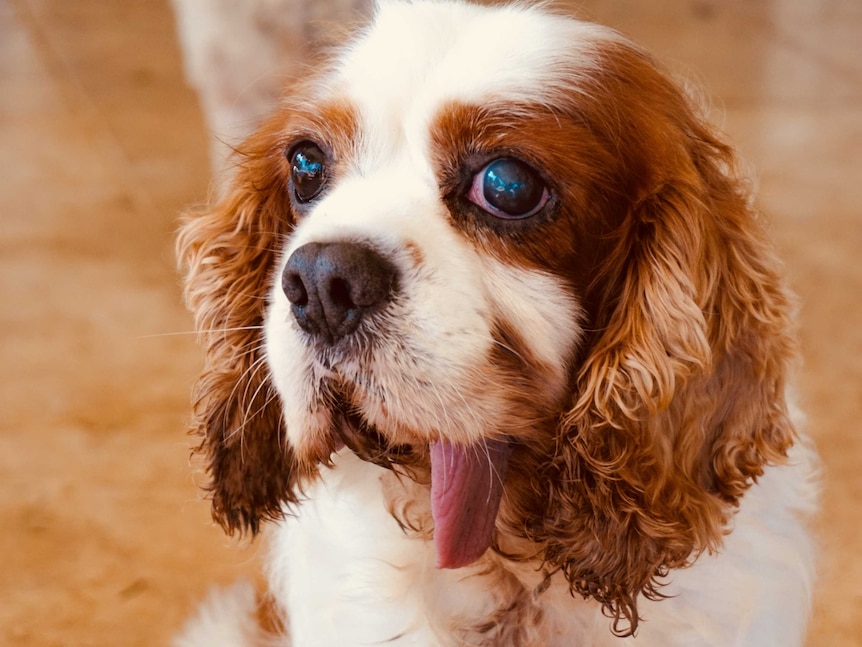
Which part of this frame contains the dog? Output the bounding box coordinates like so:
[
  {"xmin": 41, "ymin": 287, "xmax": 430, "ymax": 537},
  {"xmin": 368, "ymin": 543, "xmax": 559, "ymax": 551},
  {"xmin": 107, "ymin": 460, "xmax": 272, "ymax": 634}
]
[{"xmin": 175, "ymin": 1, "xmax": 818, "ymax": 644}]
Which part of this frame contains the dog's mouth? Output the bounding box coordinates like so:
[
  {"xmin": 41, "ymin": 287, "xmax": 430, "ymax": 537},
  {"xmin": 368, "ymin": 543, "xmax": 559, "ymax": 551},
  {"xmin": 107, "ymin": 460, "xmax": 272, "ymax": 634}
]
[
  {"xmin": 333, "ymin": 401, "xmax": 420, "ymax": 470},
  {"xmin": 331, "ymin": 392, "xmax": 512, "ymax": 569}
]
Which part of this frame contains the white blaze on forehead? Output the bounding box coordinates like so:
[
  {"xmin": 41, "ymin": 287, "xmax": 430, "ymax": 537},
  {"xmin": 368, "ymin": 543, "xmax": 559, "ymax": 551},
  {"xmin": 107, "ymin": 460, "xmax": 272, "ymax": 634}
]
[
  {"xmin": 284, "ymin": 157, "xmax": 441, "ymax": 253},
  {"xmin": 335, "ymin": 1, "xmax": 614, "ymax": 119}
]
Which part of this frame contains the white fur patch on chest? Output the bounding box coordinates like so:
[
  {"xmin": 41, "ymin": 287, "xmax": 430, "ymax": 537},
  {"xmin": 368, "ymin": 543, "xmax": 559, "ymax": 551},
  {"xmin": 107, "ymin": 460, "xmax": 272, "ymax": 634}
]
[{"xmin": 267, "ymin": 450, "xmax": 619, "ymax": 646}]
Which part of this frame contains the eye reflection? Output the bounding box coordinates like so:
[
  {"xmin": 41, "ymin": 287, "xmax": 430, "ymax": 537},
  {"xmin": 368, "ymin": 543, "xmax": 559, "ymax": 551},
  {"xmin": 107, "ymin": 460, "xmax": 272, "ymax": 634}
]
[
  {"xmin": 467, "ymin": 157, "xmax": 548, "ymax": 219},
  {"xmin": 288, "ymin": 142, "xmax": 328, "ymax": 203}
]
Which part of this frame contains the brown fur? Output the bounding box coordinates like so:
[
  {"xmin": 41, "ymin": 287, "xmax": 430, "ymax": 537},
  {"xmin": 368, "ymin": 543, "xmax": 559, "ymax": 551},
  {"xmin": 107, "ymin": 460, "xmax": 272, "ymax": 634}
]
[
  {"xmin": 534, "ymin": 43, "xmax": 795, "ymax": 634},
  {"xmin": 177, "ymin": 113, "xmax": 306, "ymax": 534},
  {"xmin": 178, "ymin": 27, "xmax": 796, "ymax": 638},
  {"xmin": 177, "ymin": 99, "xmax": 360, "ymax": 534}
]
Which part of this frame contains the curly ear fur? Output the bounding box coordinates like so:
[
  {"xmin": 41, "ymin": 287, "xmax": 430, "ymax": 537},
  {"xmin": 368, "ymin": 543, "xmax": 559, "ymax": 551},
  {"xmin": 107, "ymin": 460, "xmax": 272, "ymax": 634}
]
[
  {"xmin": 178, "ymin": 116, "xmax": 306, "ymax": 535},
  {"xmin": 542, "ymin": 47, "xmax": 797, "ymax": 635}
]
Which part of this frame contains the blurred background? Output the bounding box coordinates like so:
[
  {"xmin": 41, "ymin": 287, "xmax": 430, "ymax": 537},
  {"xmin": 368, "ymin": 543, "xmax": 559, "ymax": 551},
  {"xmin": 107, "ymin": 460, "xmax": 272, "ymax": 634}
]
[{"xmin": 1, "ymin": 0, "xmax": 859, "ymax": 645}]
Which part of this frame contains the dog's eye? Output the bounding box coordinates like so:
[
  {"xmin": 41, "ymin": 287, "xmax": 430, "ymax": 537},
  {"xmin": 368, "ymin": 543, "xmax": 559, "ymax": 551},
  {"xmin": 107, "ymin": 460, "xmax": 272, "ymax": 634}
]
[
  {"xmin": 467, "ymin": 158, "xmax": 548, "ymax": 220},
  {"xmin": 288, "ymin": 142, "xmax": 328, "ymax": 203}
]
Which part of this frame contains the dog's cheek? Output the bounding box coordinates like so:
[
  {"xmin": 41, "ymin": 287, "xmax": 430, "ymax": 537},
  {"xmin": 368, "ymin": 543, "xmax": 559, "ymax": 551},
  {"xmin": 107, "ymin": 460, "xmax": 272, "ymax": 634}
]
[
  {"xmin": 480, "ymin": 257, "xmax": 584, "ymax": 395},
  {"xmin": 263, "ymin": 282, "xmax": 332, "ymax": 455}
]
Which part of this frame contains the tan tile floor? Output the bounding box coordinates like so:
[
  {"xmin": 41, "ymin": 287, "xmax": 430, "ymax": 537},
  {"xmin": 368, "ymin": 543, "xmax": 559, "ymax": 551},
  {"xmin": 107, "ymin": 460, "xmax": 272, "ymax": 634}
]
[{"xmin": 1, "ymin": 0, "xmax": 860, "ymax": 644}]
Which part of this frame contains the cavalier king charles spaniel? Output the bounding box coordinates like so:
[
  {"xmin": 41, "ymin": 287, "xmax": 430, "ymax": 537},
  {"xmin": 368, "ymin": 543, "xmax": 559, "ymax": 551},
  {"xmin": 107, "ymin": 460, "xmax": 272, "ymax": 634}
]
[{"xmin": 176, "ymin": 1, "xmax": 818, "ymax": 645}]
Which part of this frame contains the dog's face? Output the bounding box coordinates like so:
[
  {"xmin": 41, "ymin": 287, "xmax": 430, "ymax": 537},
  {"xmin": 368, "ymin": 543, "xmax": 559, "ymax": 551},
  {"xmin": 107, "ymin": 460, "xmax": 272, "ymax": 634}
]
[
  {"xmin": 267, "ymin": 3, "xmax": 607, "ymax": 447},
  {"xmin": 265, "ymin": 4, "xmax": 599, "ymax": 568},
  {"xmin": 180, "ymin": 0, "xmax": 796, "ymax": 633}
]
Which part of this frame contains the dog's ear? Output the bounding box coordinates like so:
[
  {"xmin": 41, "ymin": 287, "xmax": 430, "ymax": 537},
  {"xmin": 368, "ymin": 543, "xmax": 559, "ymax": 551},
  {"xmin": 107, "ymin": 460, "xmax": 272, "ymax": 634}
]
[
  {"xmin": 543, "ymin": 49, "xmax": 797, "ymax": 635},
  {"xmin": 177, "ymin": 115, "xmax": 304, "ymax": 535}
]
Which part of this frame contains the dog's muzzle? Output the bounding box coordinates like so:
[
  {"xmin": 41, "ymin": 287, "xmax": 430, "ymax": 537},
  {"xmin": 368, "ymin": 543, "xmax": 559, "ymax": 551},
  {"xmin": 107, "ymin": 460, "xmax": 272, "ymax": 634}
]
[
  {"xmin": 282, "ymin": 241, "xmax": 397, "ymax": 343},
  {"xmin": 281, "ymin": 240, "xmax": 510, "ymax": 571}
]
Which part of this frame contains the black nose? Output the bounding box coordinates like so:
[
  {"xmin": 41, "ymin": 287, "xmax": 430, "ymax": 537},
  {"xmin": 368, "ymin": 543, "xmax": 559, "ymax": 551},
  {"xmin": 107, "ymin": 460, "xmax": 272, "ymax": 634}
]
[{"xmin": 282, "ymin": 242, "xmax": 397, "ymax": 342}]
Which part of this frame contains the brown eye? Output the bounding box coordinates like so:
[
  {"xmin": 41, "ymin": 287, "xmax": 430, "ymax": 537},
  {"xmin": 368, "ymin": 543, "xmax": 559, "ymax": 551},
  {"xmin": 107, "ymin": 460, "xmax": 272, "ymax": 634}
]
[
  {"xmin": 467, "ymin": 157, "xmax": 548, "ymax": 219},
  {"xmin": 288, "ymin": 142, "xmax": 328, "ymax": 203}
]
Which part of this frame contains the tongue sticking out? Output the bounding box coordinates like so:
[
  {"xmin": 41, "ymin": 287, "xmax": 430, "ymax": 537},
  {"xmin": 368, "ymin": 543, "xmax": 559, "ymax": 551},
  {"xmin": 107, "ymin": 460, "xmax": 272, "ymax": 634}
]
[{"xmin": 430, "ymin": 438, "xmax": 511, "ymax": 569}]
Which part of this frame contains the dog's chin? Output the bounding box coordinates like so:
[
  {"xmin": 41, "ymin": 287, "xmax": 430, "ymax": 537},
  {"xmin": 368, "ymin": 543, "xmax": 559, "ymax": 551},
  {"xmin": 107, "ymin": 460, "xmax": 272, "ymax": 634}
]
[{"xmin": 331, "ymin": 395, "xmax": 429, "ymax": 475}]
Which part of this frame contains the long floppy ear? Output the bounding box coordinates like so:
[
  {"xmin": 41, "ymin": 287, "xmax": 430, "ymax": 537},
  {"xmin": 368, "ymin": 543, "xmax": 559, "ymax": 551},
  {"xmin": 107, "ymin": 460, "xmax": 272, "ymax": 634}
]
[
  {"xmin": 545, "ymin": 92, "xmax": 797, "ymax": 634},
  {"xmin": 177, "ymin": 116, "xmax": 304, "ymax": 535}
]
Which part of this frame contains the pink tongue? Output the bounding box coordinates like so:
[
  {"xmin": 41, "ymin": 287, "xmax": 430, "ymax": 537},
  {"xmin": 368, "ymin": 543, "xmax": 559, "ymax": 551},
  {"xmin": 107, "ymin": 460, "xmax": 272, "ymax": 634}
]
[{"xmin": 430, "ymin": 438, "xmax": 511, "ymax": 569}]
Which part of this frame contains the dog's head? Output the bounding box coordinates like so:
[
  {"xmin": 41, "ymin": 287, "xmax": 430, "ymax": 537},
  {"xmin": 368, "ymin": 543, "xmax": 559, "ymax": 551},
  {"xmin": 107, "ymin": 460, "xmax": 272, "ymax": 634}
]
[{"xmin": 178, "ymin": 0, "xmax": 796, "ymax": 633}]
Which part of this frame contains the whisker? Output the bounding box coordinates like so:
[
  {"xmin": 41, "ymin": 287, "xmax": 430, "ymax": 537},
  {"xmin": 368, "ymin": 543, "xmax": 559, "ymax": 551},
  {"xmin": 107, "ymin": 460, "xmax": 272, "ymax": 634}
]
[
  {"xmin": 227, "ymin": 390, "xmax": 281, "ymax": 462},
  {"xmin": 227, "ymin": 374, "xmax": 275, "ymax": 445},
  {"xmin": 491, "ymin": 337, "xmax": 528, "ymax": 365},
  {"xmin": 238, "ymin": 353, "xmax": 273, "ymax": 419},
  {"xmin": 139, "ymin": 325, "xmax": 264, "ymax": 339},
  {"xmin": 221, "ymin": 341, "xmax": 269, "ymax": 437},
  {"xmin": 226, "ymin": 346, "xmax": 269, "ymax": 415}
]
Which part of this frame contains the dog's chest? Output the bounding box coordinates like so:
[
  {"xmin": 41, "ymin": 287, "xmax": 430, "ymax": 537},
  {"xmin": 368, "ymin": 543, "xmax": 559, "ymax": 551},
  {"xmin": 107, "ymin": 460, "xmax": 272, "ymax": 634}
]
[{"xmin": 266, "ymin": 451, "xmax": 593, "ymax": 646}]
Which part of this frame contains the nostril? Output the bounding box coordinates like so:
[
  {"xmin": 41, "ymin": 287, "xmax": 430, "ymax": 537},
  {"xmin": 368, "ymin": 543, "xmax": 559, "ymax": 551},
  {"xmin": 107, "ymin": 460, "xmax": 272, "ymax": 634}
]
[
  {"xmin": 327, "ymin": 277, "xmax": 355, "ymax": 310},
  {"xmin": 282, "ymin": 271, "xmax": 309, "ymax": 306}
]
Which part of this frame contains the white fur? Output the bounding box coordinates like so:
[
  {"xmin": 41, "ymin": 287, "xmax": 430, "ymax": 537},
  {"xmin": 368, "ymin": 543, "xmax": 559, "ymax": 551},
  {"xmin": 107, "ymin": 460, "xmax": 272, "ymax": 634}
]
[
  {"xmin": 173, "ymin": 580, "xmax": 264, "ymax": 647},
  {"xmin": 279, "ymin": 440, "xmax": 819, "ymax": 645},
  {"xmin": 182, "ymin": 440, "xmax": 817, "ymax": 647},
  {"xmin": 182, "ymin": 2, "xmax": 819, "ymax": 645}
]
